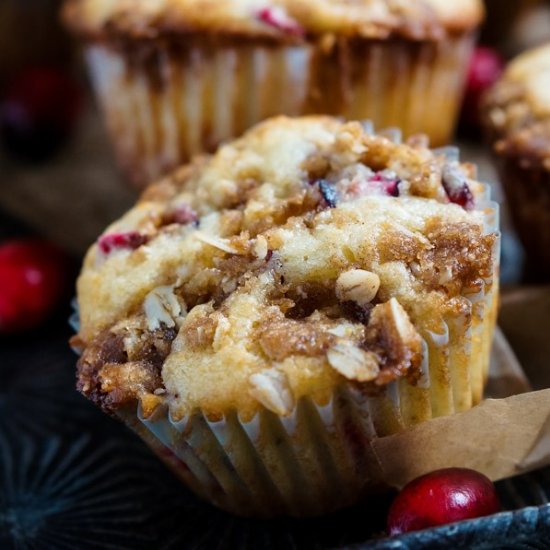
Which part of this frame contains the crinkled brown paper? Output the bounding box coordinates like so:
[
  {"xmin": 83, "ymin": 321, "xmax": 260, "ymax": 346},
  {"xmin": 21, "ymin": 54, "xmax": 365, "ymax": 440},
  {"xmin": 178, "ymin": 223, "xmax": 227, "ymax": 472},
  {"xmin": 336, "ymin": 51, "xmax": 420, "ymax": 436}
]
[{"xmin": 370, "ymin": 288, "xmax": 550, "ymax": 488}]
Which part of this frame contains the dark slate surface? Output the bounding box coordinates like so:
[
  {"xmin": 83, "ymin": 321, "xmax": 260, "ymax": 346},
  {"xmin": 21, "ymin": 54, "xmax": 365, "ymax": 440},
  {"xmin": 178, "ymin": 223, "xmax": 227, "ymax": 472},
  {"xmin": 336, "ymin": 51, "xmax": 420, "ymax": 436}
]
[{"xmin": 0, "ymin": 208, "xmax": 549, "ymax": 549}]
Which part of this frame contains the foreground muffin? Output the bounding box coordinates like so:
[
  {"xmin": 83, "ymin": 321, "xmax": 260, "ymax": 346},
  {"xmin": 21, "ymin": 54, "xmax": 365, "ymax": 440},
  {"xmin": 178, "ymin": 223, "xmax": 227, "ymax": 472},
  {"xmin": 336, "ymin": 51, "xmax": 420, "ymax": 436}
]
[
  {"xmin": 482, "ymin": 43, "xmax": 550, "ymax": 280},
  {"xmin": 64, "ymin": 0, "xmax": 484, "ymax": 187},
  {"xmin": 74, "ymin": 116, "xmax": 499, "ymax": 517}
]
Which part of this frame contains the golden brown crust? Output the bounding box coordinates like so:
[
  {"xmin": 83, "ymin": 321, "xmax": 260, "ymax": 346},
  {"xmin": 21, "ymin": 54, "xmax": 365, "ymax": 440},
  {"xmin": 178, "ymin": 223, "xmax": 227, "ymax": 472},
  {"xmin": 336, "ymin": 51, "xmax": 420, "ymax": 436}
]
[
  {"xmin": 63, "ymin": 0, "xmax": 484, "ymax": 42},
  {"xmin": 256, "ymin": 311, "xmax": 338, "ymax": 361},
  {"xmin": 77, "ymin": 319, "xmax": 176, "ymax": 412},
  {"xmin": 75, "ymin": 115, "xmax": 497, "ymax": 419},
  {"xmin": 483, "ymin": 44, "xmax": 550, "ymax": 171}
]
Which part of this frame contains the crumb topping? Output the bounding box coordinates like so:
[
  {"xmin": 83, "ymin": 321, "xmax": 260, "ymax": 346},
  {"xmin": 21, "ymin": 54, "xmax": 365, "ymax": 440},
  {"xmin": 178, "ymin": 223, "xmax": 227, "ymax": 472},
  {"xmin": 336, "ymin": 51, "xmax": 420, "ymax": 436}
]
[{"xmin": 76, "ymin": 116, "xmax": 497, "ymax": 419}]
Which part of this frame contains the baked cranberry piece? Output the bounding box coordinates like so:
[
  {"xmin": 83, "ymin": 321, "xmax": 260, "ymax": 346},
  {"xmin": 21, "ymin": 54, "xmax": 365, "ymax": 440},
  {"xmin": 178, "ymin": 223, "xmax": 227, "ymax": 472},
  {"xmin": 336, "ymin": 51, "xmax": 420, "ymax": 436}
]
[
  {"xmin": 97, "ymin": 232, "xmax": 148, "ymax": 254},
  {"xmin": 370, "ymin": 172, "xmax": 400, "ymax": 197},
  {"xmin": 442, "ymin": 164, "xmax": 475, "ymax": 210},
  {"xmin": 387, "ymin": 468, "xmax": 501, "ymax": 536},
  {"xmin": 0, "ymin": 239, "xmax": 69, "ymax": 333},
  {"xmin": 163, "ymin": 204, "xmax": 199, "ymax": 226},
  {"xmin": 339, "ymin": 170, "xmax": 401, "ymax": 200},
  {"xmin": 0, "ymin": 66, "xmax": 82, "ymax": 162},
  {"xmin": 461, "ymin": 47, "xmax": 504, "ymax": 128},
  {"xmin": 256, "ymin": 7, "xmax": 305, "ymax": 37}
]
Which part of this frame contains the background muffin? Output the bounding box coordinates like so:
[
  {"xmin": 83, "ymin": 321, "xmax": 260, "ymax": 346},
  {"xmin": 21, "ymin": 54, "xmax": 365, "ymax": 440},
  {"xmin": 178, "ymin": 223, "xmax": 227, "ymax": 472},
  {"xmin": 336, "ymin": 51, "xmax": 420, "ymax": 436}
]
[
  {"xmin": 481, "ymin": 0, "xmax": 537, "ymax": 48},
  {"xmin": 74, "ymin": 116, "xmax": 499, "ymax": 517},
  {"xmin": 482, "ymin": 43, "xmax": 550, "ymax": 281},
  {"xmin": 63, "ymin": 0, "xmax": 484, "ymax": 187}
]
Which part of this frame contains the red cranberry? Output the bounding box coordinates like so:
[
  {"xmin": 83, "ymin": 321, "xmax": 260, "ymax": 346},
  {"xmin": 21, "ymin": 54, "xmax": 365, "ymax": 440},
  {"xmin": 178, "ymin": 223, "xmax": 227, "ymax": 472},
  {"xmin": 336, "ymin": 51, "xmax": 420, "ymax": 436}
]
[
  {"xmin": 387, "ymin": 468, "xmax": 501, "ymax": 536},
  {"xmin": 445, "ymin": 183, "xmax": 474, "ymax": 209},
  {"xmin": 461, "ymin": 47, "xmax": 504, "ymax": 128},
  {"xmin": 442, "ymin": 164, "xmax": 475, "ymax": 210},
  {"xmin": 343, "ymin": 171, "xmax": 400, "ymax": 199},
  {"xmin": 0, "ymin": 66, "xmax": 82, "ymax": 162},
  {"xmin": 370, "ymin": 172, "xmax": 400, "ymax": 197},
  {"xmin": 0, "ymin": 239, "xmax": 69, "ymax": 333},
  {"xmin": 97, "ymin": 232, "xmax": 148, "ymax": 255},
  {"xmin": 256, "ymin": 7, "xmax": 305, "ymax": 37},
  {"xmin": 163, "ymin": 204, "xmax": 199, "ymax": 226}
]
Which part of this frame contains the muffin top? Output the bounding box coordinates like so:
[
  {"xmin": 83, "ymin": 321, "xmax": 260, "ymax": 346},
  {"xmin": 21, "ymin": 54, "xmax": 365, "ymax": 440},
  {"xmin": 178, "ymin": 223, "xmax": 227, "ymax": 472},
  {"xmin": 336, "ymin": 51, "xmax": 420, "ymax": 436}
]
[
  {"xmin": 483, "ymin": 43, "xmax": 550, "ymax": 170},
  {"xmin": 63, "ymin": 0, "xmax": 484, "ymax": 42},
  {"xmin": 75, "ymin": 116, "xmax": 497, "ymax": 422}
]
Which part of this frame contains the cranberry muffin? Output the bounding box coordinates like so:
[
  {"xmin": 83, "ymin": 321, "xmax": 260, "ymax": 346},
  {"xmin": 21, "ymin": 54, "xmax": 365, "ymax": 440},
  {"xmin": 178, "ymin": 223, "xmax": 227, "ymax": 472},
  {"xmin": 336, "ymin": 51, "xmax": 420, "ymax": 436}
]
[
  {"xmin": 64, "ymin": 0, "xmax": 484, "ymax": 187},
  {"xmin": 481, "ymin": 0, "xmax": 539, "ymax": 49},
  {"xmin": 482, "ymin": 43, "xmax": 550, "ymax": 280},
  {"xmin": 74, "ymin": 116, "xmax": 499, "ymax": 517}
]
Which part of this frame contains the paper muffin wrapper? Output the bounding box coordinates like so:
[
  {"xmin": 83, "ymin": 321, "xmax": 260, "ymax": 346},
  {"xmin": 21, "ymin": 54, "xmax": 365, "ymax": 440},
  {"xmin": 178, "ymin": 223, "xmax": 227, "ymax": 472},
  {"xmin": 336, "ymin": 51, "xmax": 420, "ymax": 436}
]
[
  {"xmin": 86, "ymin": 33, "xmax": 475, "ymax": 187},
  {"xmin": 113, "ymin": 145, "xmax": 500, "ymax": 517},
  {"xmin": 495, "ymin": 156, "xmax": 550, "ymax": 280}
]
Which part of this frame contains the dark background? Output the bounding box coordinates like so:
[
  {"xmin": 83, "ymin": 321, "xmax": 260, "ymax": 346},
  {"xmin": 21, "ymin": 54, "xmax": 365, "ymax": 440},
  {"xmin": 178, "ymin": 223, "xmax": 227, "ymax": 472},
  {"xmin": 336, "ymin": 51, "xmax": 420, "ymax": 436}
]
[{"xmin": 0, "ymin": 1, "xmax": 549, "ymax": 548}]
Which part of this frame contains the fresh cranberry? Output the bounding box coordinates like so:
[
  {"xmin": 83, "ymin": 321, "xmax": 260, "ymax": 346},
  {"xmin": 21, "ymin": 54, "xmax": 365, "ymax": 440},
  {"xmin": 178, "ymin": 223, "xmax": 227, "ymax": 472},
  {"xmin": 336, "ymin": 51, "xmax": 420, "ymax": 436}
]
[
  {"xmin": 387, "ymin": 468, "xmax": 501, "ymax": 536},
  {"xmin": 461, "ymin": 47, "xmax": 504, "ymax": 128},
  {"xmin": 0, "ymin": 239, "xmax": 70, "ymax": 333},
  {"xmin": 97, "ymin": 232, "xmax": 148, "ymax": 255},
  {"xmin": 256, "ymin": 7, "xmax": 305, "ymax": 37},
  {"xmin": 0, "ymin": 66, "xmax": 82, "ymax": 162}
]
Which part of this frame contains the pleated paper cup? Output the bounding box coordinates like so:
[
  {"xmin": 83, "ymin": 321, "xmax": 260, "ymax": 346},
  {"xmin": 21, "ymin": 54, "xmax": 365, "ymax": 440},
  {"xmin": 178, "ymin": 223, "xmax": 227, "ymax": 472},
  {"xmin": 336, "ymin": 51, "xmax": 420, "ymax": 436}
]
[
  {"xmin": 113, "ymin": 164, "xmax": 500, "ymax": 517},
  {"xmin": 86, "ymin": 33, "xmax": 475, "ymax": 188}
]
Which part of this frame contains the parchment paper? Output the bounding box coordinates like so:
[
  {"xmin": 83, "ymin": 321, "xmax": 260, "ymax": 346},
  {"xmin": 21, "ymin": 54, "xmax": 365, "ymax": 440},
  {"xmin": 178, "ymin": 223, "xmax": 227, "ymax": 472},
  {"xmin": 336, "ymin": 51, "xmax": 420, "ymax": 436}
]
[{"xmin": 370, "ymin": 325, "xmax": 550, "ymax": 489}]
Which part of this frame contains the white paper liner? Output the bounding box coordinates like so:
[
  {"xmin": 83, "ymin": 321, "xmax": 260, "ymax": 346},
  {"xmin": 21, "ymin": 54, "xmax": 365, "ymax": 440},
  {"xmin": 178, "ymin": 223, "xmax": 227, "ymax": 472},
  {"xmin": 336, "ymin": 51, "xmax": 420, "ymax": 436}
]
[{"xmin": 85, "ymin": 34, "xmax": 475, "ymax": 187}]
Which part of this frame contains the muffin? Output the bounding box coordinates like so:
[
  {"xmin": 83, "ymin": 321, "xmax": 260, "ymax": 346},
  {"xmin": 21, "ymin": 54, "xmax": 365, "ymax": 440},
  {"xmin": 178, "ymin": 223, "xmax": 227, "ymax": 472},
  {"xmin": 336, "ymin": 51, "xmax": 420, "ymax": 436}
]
[
  {"xmin": 73, "ymin": 116, "xmax": 499, "ymax": 517},
  {"xmin": 481, "ymin": 0, "xmax": 539, "ymax": 50},
  {"xmin": 482, "ymin": 43, "xmax": 550, "ymax": 280},
  {"xmin": 63, "ymin": 0, "xmax": 484, "ymax": 187}
]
